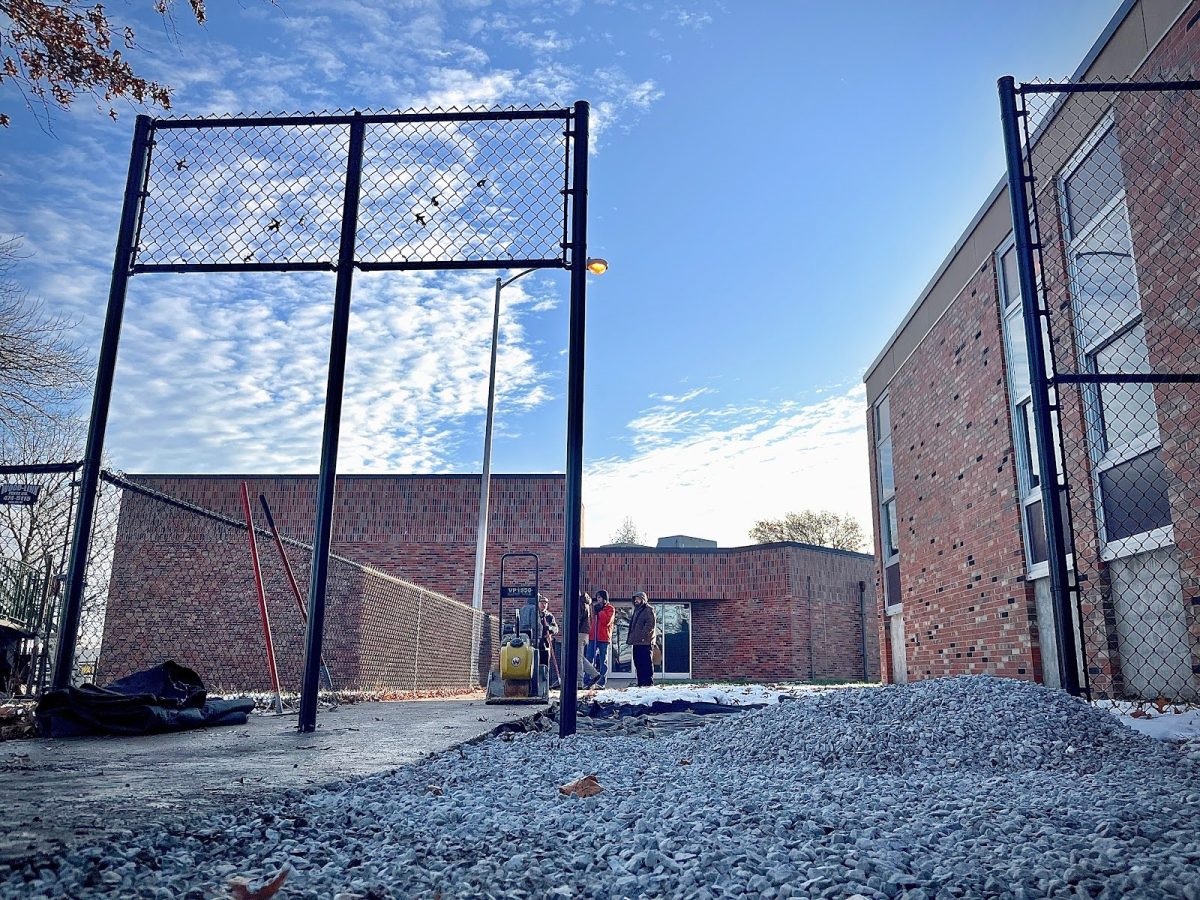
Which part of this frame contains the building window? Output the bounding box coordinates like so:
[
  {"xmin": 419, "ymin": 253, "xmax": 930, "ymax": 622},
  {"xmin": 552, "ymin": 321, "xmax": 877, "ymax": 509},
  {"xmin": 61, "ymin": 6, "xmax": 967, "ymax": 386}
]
[
  {"xmin": 1059, "ymin": 116, "xmax": 1170, "ymax": 558},
  {"xmin": 997, "ymin": 241, "xmax": 1057, "ymax": 573},
  {"xmin": 875, "ymin": 393, "xmax": 901, "ymax": 605}
]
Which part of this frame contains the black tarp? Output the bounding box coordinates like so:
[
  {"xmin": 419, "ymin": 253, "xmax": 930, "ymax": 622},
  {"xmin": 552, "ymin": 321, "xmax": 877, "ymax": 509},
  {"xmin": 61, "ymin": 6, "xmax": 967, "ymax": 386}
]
[
  {"xmin": 484, "ymin": 696, "xmax": 767, "ymax": 739},
  {"xmin": 35, "ymin": 661, "xmax": 257, "ymax": 738}
]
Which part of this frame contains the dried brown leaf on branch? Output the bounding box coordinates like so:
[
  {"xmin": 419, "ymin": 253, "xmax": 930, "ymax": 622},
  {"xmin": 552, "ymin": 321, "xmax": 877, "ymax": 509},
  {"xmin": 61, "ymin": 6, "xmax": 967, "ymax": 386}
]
[
  {"xmin": 0, "ymin": 0, "xmax": 209, "ymax": 129},
  {"xmin": 559, "ymin": 773, "xmax": 603, "ymax": 798},
  {"xmin": 227, "ymin": 863, "xmax": 290, "ymax": 900}
]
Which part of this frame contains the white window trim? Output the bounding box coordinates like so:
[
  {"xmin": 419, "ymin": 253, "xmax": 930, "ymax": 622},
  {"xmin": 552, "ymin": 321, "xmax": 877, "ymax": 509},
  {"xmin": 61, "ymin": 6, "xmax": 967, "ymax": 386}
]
[
  {"xmin": 997, "ymin": 238, "xmax": 1053, "ymax": 575},
  {"xmin": 875, "ymin": 392, "xmax": 899, "ymax": 566},
  {"xmin": 1100, "ymin": 524, "xmax": 1175, "ymax": 563}
]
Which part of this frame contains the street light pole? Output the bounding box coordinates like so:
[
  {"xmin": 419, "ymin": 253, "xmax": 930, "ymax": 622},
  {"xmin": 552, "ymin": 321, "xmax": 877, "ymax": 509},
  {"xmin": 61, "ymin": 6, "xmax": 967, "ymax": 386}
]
[
  {"xmin": 469, "ymin": 258, "xmax": 607, "ymax": 685},
  {"xmin": 469, "ymin": 268, "xmax": 538, "ymax": 686}
]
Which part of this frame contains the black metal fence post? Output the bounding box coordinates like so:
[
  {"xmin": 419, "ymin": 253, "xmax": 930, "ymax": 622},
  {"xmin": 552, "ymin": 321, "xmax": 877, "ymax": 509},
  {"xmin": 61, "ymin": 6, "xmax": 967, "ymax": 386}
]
[
  {"xmin": 559, "ymin": 100, "xmax": 589, "ymax": 739},
  {"xmin": 299, "ymin": 115, "xmax": 366, "ymax": 733},
  {"xmin": 53, "ymin": 115, "xmax": 153, "ymax": 690},
  {"xmin": 998, "ymin": 76, "xmax": 1081, "ymax": 696}
]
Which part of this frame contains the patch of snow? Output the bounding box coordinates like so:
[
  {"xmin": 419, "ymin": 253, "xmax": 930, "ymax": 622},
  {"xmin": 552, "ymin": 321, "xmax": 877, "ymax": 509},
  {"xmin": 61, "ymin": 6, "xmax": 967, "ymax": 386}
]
[{"xmin": 1093, "ymin": 698, "xmax": 1200, "ymax": 742}]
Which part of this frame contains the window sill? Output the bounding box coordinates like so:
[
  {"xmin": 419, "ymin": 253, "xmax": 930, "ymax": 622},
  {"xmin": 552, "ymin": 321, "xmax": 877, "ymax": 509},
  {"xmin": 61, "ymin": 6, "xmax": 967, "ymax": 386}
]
[
  {"xmin": 885, "ymin": 603, "xmax": 903, "ymax": 617},
  {"xmin": 1100, "ymin": 525, "xmax": 1175, "ymax": 563}
]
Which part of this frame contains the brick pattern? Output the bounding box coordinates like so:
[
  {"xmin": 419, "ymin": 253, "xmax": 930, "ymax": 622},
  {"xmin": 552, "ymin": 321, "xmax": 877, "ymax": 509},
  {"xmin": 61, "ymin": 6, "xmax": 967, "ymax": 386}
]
[
  {"xmin": 97, "ymin": 476, "xmax": 878, "ymax": 689},
  {"xmin": 582, "ymin": 545, "xmax": 879, "ymax": 682},
  {"xmin": 873, "ymin": 262, "xmax": 1043, "ymax": 684},
  {"xmin": 97, "ymin": 480, "xmax": 498, "ymax": 693}
]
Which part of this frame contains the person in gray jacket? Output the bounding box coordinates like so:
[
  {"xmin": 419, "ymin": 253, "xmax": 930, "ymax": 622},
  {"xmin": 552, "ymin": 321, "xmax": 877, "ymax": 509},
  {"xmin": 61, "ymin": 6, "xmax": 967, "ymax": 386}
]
[{"xmin": 627, "ymin": 591, "xmax": 657, "ymax": 688}]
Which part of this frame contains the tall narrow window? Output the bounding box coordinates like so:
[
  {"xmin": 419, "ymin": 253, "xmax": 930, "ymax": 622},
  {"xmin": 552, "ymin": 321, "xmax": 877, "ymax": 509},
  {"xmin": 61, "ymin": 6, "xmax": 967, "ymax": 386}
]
[
  {"xmin": 997, "ymin": 241, "xmax": 1056, "ymax": 573},
  {"xmin": 875, "ymin": 393, "xmax": 900, "ymax": 605}
]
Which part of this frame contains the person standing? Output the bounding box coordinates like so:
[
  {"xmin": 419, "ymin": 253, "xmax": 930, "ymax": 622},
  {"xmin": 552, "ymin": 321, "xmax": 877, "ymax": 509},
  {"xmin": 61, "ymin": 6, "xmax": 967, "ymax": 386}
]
[
  {"xmin": 628, "ymin": 591, "xmax": 657, "ymax": 688},
  {"xmin": 537, "ymin": 595, "xmax": 560, "ymax": 688},
  {"xmin": 576, "ymin": 591, "xmax": 601, "ymax": 689},
  {"xmin": 585, "ymin": 590, "xmax": 615, "ymax": 689}
]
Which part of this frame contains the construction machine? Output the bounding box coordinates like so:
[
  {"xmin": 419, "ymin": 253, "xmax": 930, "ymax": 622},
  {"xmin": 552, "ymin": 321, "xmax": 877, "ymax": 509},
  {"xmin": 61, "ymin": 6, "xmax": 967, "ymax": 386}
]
[{"xmin": 485, "ymin": 552, "xmax": 550, "ymax": 705}]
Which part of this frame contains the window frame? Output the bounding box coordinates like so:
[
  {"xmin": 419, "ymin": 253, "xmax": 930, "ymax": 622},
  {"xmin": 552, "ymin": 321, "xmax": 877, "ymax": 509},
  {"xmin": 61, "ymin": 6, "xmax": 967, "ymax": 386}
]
[
  {"xmin": 996, "ymin": 237, "xmax": 1052, "ymax": 578},
  {"xmin": 1056, "ymin": 113, "xmax": 1172, "ymax": 561},
  {"xmin": 874, "ymin": 391, "xmax": 902, "ymax": 613}
]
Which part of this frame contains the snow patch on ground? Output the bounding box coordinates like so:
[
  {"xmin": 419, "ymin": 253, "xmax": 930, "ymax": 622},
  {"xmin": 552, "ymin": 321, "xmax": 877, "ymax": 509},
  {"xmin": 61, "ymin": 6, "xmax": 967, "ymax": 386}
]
[{"xmin": 1096, "ymin": 698, "xmax": 1200, "ymax": 742}]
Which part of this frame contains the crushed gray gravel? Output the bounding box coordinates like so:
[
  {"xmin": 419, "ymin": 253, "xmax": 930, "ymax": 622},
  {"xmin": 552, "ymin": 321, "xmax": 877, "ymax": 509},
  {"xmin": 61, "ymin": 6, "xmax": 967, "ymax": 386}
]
[{"xmin": 3, "ymin": 675, "xmax": 1199, "ymax": 899}]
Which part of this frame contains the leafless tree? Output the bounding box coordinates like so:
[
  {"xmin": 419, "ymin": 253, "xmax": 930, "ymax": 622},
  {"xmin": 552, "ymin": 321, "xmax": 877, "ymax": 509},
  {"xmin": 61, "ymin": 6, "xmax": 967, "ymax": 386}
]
[
  {"xmin": 0, "ymin": 236, "xmax": 89, "ymax": 434},
  {"xmin": 749, "ymin": 510, "xmax": 866, "ymax": 552},
  {"xmin": 0, "ymin": 418, "xmax": 81, "ymax": 568},
  {"xmin": 609, "ymin": 516, "xmax": 645, "ymax": 546}
]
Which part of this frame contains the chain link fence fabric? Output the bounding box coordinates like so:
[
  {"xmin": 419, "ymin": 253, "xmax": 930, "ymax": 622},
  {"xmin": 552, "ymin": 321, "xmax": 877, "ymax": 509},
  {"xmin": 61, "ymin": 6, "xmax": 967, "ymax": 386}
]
[{"xmin": 1014, "ymin": 81, "xmax": 1200, "ymax": 702}]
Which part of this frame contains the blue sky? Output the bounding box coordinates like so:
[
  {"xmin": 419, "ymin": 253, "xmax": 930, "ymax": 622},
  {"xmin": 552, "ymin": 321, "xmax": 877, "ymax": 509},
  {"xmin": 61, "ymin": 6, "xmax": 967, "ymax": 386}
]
[{"xmin": 1, "ymin": 0, "xmax": 1121, "ymax": 547}]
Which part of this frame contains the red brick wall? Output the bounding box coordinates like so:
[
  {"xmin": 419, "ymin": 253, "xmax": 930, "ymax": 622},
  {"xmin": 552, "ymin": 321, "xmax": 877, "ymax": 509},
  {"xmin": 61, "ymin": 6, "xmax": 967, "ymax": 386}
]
[
  {"xmin": 872, "ymin": 262, "xmax": 1044, "ymax": 684},
  {"xmin": 96, "ymin": 476, "xmax": 510, "ymax": 693},
  {"xmin": 582, "ymin": 544, "xmax": 879, "ymax": 682},
  {"xmin": 97, "ymin": 475, "xmax": 878, "ymax": 689}
]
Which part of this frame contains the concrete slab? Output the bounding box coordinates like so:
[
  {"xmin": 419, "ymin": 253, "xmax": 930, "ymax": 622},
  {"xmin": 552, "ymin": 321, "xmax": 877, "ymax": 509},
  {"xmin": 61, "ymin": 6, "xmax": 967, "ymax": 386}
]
[{"xmin": 0, "ymin": 696, "xmax": 542, "ymax": 864}]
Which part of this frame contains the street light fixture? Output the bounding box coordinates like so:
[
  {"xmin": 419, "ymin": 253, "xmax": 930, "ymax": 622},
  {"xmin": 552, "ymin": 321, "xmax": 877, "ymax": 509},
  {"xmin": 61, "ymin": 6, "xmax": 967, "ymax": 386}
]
[{"xmin": 470, "ymin": 259, "xmax": 609, "ymax": 628}]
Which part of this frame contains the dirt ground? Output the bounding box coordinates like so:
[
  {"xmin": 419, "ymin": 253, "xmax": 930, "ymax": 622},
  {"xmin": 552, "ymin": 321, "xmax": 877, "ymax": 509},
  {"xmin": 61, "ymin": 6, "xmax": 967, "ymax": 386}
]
[{"xmin": 0, "ymin": 696, "xmax": 541, "ymax": 864}]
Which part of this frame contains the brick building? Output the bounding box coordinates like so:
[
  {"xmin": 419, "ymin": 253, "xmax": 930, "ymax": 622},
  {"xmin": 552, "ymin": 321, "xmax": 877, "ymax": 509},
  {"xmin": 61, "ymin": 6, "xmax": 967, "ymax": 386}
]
[
  {"xmin": 97, "ymin": 474, "xmax": 878, "ymax": 690},
  {"xmin": 864, "ymin": 0, "xmax": 1200, "ymax": 699}
]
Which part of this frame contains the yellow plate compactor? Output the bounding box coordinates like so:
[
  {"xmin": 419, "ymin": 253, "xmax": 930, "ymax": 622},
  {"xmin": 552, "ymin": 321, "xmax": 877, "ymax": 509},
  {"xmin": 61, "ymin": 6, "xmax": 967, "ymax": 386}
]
[{"xmin": 486, "ymin": 552, "xmax": 550, "ymax": 705}]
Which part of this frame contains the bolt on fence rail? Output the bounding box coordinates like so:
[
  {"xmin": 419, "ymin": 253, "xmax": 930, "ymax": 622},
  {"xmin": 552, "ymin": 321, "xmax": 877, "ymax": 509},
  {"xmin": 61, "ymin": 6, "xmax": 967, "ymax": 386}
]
[
  {"xmin": 57, "ymin": 104, "xmax": 592, "ymax": 733},
  {"xmin": 1001, "ymin": 78, "xmax": 1200, "ymax": 702}
]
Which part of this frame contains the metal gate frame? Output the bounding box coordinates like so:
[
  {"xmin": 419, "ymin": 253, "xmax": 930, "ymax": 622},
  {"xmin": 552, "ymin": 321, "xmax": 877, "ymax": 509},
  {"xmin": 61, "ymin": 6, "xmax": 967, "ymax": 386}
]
[
  {"xmin": 55, "ymin": 105, "xmax": 594, "ymax": 735},
  {"xmin": 1000, "ymin": 76, "xmax": 1200, "ymax": 700}
]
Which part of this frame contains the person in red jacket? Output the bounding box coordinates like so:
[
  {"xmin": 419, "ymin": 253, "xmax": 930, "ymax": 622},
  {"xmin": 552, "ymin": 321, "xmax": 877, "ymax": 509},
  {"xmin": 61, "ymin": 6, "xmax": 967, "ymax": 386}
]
[{"xmin": 584, "ymin": 590, "xmax": 615, "ymax": 689}]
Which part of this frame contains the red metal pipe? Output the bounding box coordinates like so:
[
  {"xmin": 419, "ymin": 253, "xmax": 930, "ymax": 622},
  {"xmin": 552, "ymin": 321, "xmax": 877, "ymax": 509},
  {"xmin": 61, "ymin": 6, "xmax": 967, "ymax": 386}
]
[{"xmin": 240, "ymin": 481, "xmax": 283, "ymax": 712}]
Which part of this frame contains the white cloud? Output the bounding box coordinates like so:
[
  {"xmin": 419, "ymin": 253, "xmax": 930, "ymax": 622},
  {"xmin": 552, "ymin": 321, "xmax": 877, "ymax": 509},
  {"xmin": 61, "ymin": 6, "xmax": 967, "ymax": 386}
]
[
  {"xmin": 102, "ymin": 268, "xmax": 555, "ymax": 474},
  {"xmin": 583, "ymin": 385, "xmax": 872, "ymax": 549}
]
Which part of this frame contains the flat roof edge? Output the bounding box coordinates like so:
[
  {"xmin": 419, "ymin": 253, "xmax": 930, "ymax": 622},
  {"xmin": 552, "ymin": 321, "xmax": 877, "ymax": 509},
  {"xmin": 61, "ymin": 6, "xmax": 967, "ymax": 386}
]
[{"xmin": 584, "ymin": 540, "xmax": 874, "ymax": 561}]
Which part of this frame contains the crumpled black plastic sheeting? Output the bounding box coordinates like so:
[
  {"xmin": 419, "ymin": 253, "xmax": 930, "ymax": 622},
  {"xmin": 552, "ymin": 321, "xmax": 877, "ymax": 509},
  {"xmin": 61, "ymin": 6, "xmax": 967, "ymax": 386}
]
[
  {"xmin": 35, "ymin": 660, "xmax": 256, "ymax": 738},
  {"xmin": 485, "ymin": 697, "xmax": 767, "ymax": 739}
]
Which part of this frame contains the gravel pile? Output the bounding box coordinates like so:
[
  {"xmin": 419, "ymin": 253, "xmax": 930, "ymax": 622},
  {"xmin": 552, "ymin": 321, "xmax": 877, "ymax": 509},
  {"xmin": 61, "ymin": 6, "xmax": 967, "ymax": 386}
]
[{"xmin": 4, "ymin": 676, "xmax": 1199, "ymax": 899}]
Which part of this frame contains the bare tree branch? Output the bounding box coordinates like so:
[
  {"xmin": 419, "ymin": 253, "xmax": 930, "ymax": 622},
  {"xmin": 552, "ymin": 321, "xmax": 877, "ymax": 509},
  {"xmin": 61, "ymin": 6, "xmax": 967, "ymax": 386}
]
[
  {"xmin": 0, "ymin": 235, "xmax": 89, "ymax": 432},
  {"xmin": 0, "ymin": 0, "xmax": 208, "ymax": 129}
]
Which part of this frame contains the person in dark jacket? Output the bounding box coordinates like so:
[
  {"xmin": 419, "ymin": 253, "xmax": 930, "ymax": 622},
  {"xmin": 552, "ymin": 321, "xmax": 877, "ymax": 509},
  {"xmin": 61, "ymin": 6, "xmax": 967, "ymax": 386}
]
[
  {"xmin": 627, "ymin": 591, "xmax": 657, "ymax": 687},
  {"xmin": 576, "ymin": 591, "xmax": 601, "ymax": 689}
]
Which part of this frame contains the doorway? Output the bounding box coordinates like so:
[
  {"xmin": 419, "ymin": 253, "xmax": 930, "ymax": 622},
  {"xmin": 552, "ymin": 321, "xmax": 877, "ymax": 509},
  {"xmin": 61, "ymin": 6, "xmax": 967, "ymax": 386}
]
[{"xmin": 609, "ymin": 601, "xmax": 692, "ymax": 680}]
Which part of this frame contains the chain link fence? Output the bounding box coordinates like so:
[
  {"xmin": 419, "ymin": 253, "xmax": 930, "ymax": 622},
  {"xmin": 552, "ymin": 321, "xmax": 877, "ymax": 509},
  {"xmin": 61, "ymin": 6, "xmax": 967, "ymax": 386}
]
[
  {"xmin": 135, "ymin": 109, "xmax": 571, "ymax": 271},
  {"xmin": 1012, "ymin": 81, "xmax": 1200, "ymax": 702},
  {"xmin": 49, "ymin": 104, "xmax": 584, "ymax": 732},
  {"xmin": 0, "ymin": 462, "xmax": 118, "ymax": 694},
  {"xmin": 0, "ymin": 465, "xmax": 496, "ymax": 697}
]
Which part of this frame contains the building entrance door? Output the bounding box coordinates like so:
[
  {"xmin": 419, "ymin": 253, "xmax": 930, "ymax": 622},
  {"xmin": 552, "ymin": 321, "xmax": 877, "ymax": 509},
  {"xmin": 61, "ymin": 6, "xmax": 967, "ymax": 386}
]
[{"xmin": 609, "ymin": 601, "xmax": 692, "ymax": 681}]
